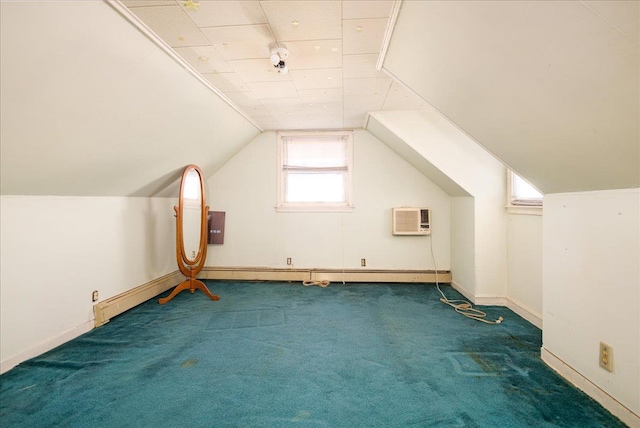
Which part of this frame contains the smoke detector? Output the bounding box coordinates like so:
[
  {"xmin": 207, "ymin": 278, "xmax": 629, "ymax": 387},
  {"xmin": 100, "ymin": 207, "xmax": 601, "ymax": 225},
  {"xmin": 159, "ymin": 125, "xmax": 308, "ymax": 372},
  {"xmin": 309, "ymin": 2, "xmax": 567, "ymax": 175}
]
[{"xmin": 270, "ymin": 47, "xmax": 289, "ymax": 75}]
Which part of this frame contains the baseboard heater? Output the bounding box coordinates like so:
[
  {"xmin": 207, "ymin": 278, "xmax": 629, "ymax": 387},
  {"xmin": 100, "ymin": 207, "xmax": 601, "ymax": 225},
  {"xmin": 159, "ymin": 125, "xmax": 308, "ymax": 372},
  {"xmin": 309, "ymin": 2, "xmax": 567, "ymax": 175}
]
[
  {"xmin": 93, "ymin": 268, "xmax": 452, "ymax": 328},
  {"xmin": 200, "ymin": 267, "xmax": 451, "ymax": 284},
  {"xmin": 93, "ymin": 270, "xmax": 183, "ymax": 327}
]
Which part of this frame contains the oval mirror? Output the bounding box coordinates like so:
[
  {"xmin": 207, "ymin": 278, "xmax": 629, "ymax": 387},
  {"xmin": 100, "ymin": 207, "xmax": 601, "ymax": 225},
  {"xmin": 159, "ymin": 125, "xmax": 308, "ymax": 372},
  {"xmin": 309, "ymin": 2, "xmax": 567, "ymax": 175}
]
[
  {"xmin": 158, "ymin": 165, "xmax": 220, "ymax": 304},
  {"xmin": 181, "ymin": 167, "xmax": 203, "ymax": 264}
]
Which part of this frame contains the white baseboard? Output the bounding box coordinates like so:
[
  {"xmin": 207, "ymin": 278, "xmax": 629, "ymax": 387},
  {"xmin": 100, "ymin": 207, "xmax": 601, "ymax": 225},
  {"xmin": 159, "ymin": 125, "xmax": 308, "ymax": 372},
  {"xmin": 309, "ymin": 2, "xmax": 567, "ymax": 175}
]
[
  {"xmin": 505, "ymin": 298, "xmax": 542, "ymax": 329},
  {"xmin": 94, "ymin": 270, "xmax": 183, "ymax": 327},
  {"xmin": 1, "ymin": 271, "xmax": 184, "ymax": 374},
  {"xmin": 450, "ymin": 280, "xmax": 475, "ymax": 302},
  {"xmin": 449, "ymin": 281, "xmax": 543, "ymax": 329},
  {"xmin": 0, "ymin": 320, "xmax": 93, "ymax": 375},
  {"xmin": 201, "ymin": 266, "xmax": 452, "ymax": 284},
  {"xmin": 541, "ymin": 347, "xmax": 640, "ymax": 428}
]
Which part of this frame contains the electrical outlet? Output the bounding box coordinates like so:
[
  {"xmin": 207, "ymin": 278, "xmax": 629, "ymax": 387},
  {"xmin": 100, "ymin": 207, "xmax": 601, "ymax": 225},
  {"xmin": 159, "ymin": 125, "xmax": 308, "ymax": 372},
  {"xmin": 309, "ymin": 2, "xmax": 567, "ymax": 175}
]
[
  {"xmin": 191, "ymin": 250, "xmax": 196, "ymax": 258},
  {"xmin": 286, "ymin": 257, "xmax": 292, "ymax": 265},
  {"xmin": 92, "ymin": 290, "xmax": 99, "ymax": 302},
  {"xmin": 599, "ymin": 342, "xmax": 613, "ymax": 372},
  {"xmin": 361, "ymin": 258, "xmax": 366, "ymax": 267}
]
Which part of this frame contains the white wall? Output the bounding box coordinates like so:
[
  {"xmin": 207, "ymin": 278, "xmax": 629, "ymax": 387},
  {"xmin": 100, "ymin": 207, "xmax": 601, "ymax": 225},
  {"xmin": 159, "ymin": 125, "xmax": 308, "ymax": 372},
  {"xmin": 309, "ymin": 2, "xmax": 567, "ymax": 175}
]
[
  {"xmin": 450, "ymin": 197, "xmax": 475, "ymax": 294},
  {"xmin": 543, "ymin": 189, "xmax": 640, "ymax": 415},
  {"xmin": 206, "ymin": 130, "xmax": 451, "ymax": 270},
  {"xmin": 0, "ymin": 196, "xmax": 176, "ymax": 372},
  {"xmin": 369, "ymin": 111, "xmax": 507, "ymax": 299},
  {"xmin": 507, "ymin": 213, "xmax": 543, "ymax": 319}
]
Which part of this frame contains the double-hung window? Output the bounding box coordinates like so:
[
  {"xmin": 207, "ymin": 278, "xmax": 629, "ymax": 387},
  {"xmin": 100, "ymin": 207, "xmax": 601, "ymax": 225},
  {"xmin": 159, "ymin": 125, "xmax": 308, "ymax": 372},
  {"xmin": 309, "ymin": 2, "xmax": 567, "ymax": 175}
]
[{"xmin": 277, "ymin": 131, "xmax": 353, "ymax": 212}]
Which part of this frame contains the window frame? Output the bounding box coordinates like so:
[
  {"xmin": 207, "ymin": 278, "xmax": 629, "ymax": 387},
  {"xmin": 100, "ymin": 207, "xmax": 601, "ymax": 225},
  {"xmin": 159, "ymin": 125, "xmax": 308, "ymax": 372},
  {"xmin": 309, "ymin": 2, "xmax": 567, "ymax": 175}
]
[
  {"xmin": 507, "ymin": 170, "xmax": 543, "ymax": 215},
  {"xmin": 276, "ymin": 131, "xmax": 354, "ymax": 213}
]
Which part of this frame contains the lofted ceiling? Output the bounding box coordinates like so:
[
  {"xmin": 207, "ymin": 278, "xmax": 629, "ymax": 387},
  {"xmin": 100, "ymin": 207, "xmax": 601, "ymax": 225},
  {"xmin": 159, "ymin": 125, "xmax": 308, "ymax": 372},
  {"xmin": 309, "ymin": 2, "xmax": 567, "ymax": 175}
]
[
  {"xmin": 120, "ymin": 0, "xmax": 429, "ymax": 131},
  {"xmin": 381, "ymin": 0, "xmax": 640, "ymax": 193}
]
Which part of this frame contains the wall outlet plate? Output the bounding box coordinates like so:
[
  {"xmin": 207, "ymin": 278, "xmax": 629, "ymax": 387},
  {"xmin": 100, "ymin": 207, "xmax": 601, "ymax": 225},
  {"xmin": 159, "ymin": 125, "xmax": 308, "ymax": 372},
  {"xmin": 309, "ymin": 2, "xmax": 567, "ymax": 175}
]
[
  {"xmin": 599, "ymin": 342, "xmax": 613, "ymax": 372},
  {"xmin": 92, "ymin": 290, "xmax": 99, "ymax": 302}
]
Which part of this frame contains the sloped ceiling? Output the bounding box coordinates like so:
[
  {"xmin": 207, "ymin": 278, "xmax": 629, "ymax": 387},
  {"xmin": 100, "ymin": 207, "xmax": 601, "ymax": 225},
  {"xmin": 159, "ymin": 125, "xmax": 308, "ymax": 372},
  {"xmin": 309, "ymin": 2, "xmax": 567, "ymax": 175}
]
[
  {"xmin": 366, "ymin": 113, "xmax": 469, "ymax": 197},
  {"xmin": 0, "ymin": 1, "xmax": 260, "ymax": 197},
  {"xmin": 382, "ymin": 1, "xmax": 639, "ymax": 194}
]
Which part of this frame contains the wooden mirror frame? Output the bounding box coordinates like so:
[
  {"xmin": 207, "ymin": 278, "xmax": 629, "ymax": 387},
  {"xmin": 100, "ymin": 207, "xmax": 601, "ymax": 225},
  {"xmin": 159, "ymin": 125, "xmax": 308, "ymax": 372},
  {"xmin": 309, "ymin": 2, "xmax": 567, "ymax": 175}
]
[{"xmin": 159, "ymin": 165, "xmax": 219, "ymax": 304}]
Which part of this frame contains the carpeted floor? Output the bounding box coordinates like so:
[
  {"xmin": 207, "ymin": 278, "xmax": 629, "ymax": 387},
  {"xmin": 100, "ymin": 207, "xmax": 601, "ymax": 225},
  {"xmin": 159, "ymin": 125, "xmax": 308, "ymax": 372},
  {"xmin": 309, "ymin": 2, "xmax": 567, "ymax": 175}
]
[{"xmin": 0, "ymin": 281, "xmax": 625, "ymax": 427}]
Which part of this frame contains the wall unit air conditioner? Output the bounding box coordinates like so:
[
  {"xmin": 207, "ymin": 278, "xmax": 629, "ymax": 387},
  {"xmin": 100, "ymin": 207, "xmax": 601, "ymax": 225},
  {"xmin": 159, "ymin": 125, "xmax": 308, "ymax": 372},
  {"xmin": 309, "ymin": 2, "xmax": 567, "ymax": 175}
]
[{"xmin": 392, "ymin": 207, "xmax": 430, "ymax": 235}]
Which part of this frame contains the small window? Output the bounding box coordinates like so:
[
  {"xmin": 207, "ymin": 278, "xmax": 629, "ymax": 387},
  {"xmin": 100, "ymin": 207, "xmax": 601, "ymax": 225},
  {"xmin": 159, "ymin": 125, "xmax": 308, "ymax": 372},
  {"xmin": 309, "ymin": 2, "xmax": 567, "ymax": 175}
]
[
  {"xmin": 277, "ymin": 131, "xmax": 353, "ymax": 212},
  {"xmin": 508, "ymin": 170, "xmax": 543, "ymax": 212}
]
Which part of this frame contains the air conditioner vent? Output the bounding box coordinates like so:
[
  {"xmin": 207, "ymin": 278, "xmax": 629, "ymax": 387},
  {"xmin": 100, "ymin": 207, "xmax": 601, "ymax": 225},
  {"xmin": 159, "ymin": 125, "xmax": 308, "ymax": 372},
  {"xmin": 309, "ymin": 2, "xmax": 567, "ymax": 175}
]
[{"xmin": 392, "ymin": 207, "xmax": 430, "ymax": 235}]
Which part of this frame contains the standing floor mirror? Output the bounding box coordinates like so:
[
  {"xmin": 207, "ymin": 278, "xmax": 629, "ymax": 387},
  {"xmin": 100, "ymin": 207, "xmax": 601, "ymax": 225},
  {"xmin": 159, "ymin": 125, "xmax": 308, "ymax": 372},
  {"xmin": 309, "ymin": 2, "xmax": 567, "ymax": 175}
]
[{"xmin": 159, "ymin": 165, "xmax": 220, "ymax": 304}]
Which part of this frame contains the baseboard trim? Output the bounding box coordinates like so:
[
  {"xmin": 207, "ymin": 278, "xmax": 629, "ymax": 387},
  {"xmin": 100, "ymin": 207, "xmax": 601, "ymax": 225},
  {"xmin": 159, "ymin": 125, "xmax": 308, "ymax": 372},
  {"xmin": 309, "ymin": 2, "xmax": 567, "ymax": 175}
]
[
  {"xmin": 94, "ymin": 270, "xmax": 183, "ymax": 327},
  {"xmin": 1, "ymin": 320, "xmax": 93, "ymax": 375},
  {"xmin": 449, "ymin": 281, "xmax": 542, "ymax": 329},
  {"xmin": 541, "ymin": 347, "xmax": 640, "ymax": 428},
  {"xmin": 200, "ymin": 266, "xmax": 452, "ymax": 284},
  {"xmin": 505, "ymin": 298, "xmax": 542, "ymax": 329}
]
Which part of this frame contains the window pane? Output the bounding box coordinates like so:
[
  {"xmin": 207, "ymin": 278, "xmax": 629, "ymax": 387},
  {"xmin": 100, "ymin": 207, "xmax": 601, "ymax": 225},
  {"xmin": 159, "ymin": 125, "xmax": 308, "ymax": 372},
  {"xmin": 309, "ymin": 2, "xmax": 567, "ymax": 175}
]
[
  {"xmin": 286, "ymin": 173, "xmax": 344, "ymax": 203},
  {"xmin": 285, "ymin": 139, "xmax": 347, "ymax": 168},
  {"xmin": 513, "ymin": 174, "xmax": 543, "ymax": 200}
]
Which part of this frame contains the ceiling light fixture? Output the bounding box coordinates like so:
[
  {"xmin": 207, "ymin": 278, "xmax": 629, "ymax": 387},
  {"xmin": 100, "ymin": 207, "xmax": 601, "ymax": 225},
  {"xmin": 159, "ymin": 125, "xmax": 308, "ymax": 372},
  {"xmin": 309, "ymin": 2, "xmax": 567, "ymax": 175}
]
[{"xmin": 270, "ymin": 47, "xmax": 289, "ymax": 75}]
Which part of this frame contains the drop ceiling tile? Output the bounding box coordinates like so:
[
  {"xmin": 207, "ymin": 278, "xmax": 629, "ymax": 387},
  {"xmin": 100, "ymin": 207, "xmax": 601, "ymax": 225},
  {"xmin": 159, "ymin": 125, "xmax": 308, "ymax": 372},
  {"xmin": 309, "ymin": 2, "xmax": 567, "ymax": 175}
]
[
  {"xmin": 241, "ymin": 104, "xmax": 271, "ymax": 116},
  {"xmin": 252, "ymin": 115, "xmax": 282, "ymax": 130},
  {"xmin": 229, "ymin": 58, "xmax": 292, "ymax": 82},
  {"xmin": 344, "ymin": 93, "xmax": 386, "ymax": 115},
  {"xmin": 179, "ymin": 1, "xmax": 267, "ymax": 28},
  {"xmin": 270, "ymin": 111, "xmax": 309, "ymax": 126},
  {"xmin": 304, "ymin": 115, "xmax": 344, "ymax": 129},
  {"xmin": 344, "ymin": 77, "xmax": 392, "ymax": 96},
  {"xmin": 202, "ymin": 72, "xmax": 249, "ymax": 92},
  {"xmin": 247, "ymin": 81, "xmax": 299, "ymax": 98},
  {"xmin": 343, "ymin": 1, "xmax": 393, "ymax": 19},
  {"xmin": 298, "ymin": 88, "xmax": 343, "ymax": 103},
  {"xmin": 343, "ymin": 114, "xmax": 367, "ymax": 128},
  {"xmin": 343, "ymin": 18, "xmax": 387, "ymax": 54},
  {"xmin": 284, "ymin": 40, "xmax": 342, "ymax": 70},
  {"xmin": 304, "ymin": 102, "xmax": 343, "ymax": 115},
  {"xmin": 174, "ymin": 46, "xmax": 233, "ymax": 73},
  {"xmin": 343, "ymin": 54, "xmax": 386, "ymax": 78},
  {"xmin": 201, "ymin": 25, "xmax": 274, "ymax": 60},
  {"xmin": 129, "ymin": 5, "xmax": 210, "ymax": 47},
  {"xmin": 261, "ymin": 1, "xmax": 342, "ymax": 41},
  {"xmin": 289, "ymin": 68, "xmax": 342, "ymax": 90},
  {"xmin": 261, "ymin": 97, "xmax": 306, "ymax": 113},
  {"xmin": 222, "ymin": 91, "xmax": 263, "ymax": 107},
  {"xmin": 122, "ymin": 1, "xmax": 175, "ymax": 7},
  {"xmin": 382, "ymin": 81, "xmax": 427, "ymax": 110}
]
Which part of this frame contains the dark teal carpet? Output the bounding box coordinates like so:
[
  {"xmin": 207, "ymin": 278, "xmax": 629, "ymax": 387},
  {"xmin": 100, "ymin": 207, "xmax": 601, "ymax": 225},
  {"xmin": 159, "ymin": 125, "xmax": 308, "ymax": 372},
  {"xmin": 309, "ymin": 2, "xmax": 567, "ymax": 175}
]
[{"xmin": 0, "ymin": 282, "xmax": 625, "ymax": 427}]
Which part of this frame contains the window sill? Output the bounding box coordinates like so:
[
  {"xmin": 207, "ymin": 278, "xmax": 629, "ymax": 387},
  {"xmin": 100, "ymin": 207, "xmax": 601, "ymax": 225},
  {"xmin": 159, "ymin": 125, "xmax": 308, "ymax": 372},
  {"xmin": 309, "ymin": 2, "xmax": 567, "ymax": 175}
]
[
  {"xmin": 276, "ymin": 204, "xmax": 354, "ymax": 213},
  {"xmin": 506, "ymin": 205, "xmax": 543, "ymax": 216}
]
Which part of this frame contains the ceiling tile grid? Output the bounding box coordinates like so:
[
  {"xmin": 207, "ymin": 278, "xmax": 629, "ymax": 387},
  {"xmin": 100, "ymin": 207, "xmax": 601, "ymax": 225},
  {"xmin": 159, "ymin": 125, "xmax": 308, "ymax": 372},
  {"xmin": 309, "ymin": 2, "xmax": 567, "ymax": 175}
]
[{"xmin": 125, "ymin": 0, "xmax": 427, "ymax": 130}]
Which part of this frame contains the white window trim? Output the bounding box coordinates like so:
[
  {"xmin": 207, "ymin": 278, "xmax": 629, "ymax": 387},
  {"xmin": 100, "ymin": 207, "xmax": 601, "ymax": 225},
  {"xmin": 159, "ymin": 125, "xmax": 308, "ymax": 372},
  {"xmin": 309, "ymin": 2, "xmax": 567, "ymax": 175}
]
[
  {"xmin": 506, "ymin": 170, "xmax": 543, "ymax": 216},
  {"xmin": 276, "ymin": 131, "xmax": 354, "ymax": 213}
]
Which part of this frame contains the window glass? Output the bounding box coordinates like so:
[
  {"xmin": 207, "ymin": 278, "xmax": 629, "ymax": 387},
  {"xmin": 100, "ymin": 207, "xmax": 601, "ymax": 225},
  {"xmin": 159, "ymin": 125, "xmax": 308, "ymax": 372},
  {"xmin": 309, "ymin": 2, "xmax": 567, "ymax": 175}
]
[
  {"xmin": 510, "ymin": 171, "xmax": 543, "ymax": 206},
  {"xmin": 277, "ymin": 132, "xmax": 353, "ymax": 212}
]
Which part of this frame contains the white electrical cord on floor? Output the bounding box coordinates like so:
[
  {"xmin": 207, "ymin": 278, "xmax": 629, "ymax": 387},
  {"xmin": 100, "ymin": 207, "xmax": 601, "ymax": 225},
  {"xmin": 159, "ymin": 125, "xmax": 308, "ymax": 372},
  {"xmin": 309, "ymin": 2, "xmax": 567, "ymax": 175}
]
[
  {"xmin": 429, "ymin": 235, "xmax": 503, "ymax": 325},
  {"xmin": 302, "ymin": 280, "xmax": 330, "ymax": 288}
]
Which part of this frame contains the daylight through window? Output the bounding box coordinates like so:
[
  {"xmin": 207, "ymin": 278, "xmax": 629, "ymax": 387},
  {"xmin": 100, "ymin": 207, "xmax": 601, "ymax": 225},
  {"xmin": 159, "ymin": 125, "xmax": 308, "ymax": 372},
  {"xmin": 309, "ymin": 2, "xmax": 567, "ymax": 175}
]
[
  {"xmin": 277, "ymin": 131, "xmax": 353, "ymax": 212},
  {"xmin": 510, "ymin": 170, "xmax": 543, "ymax": 207}
]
